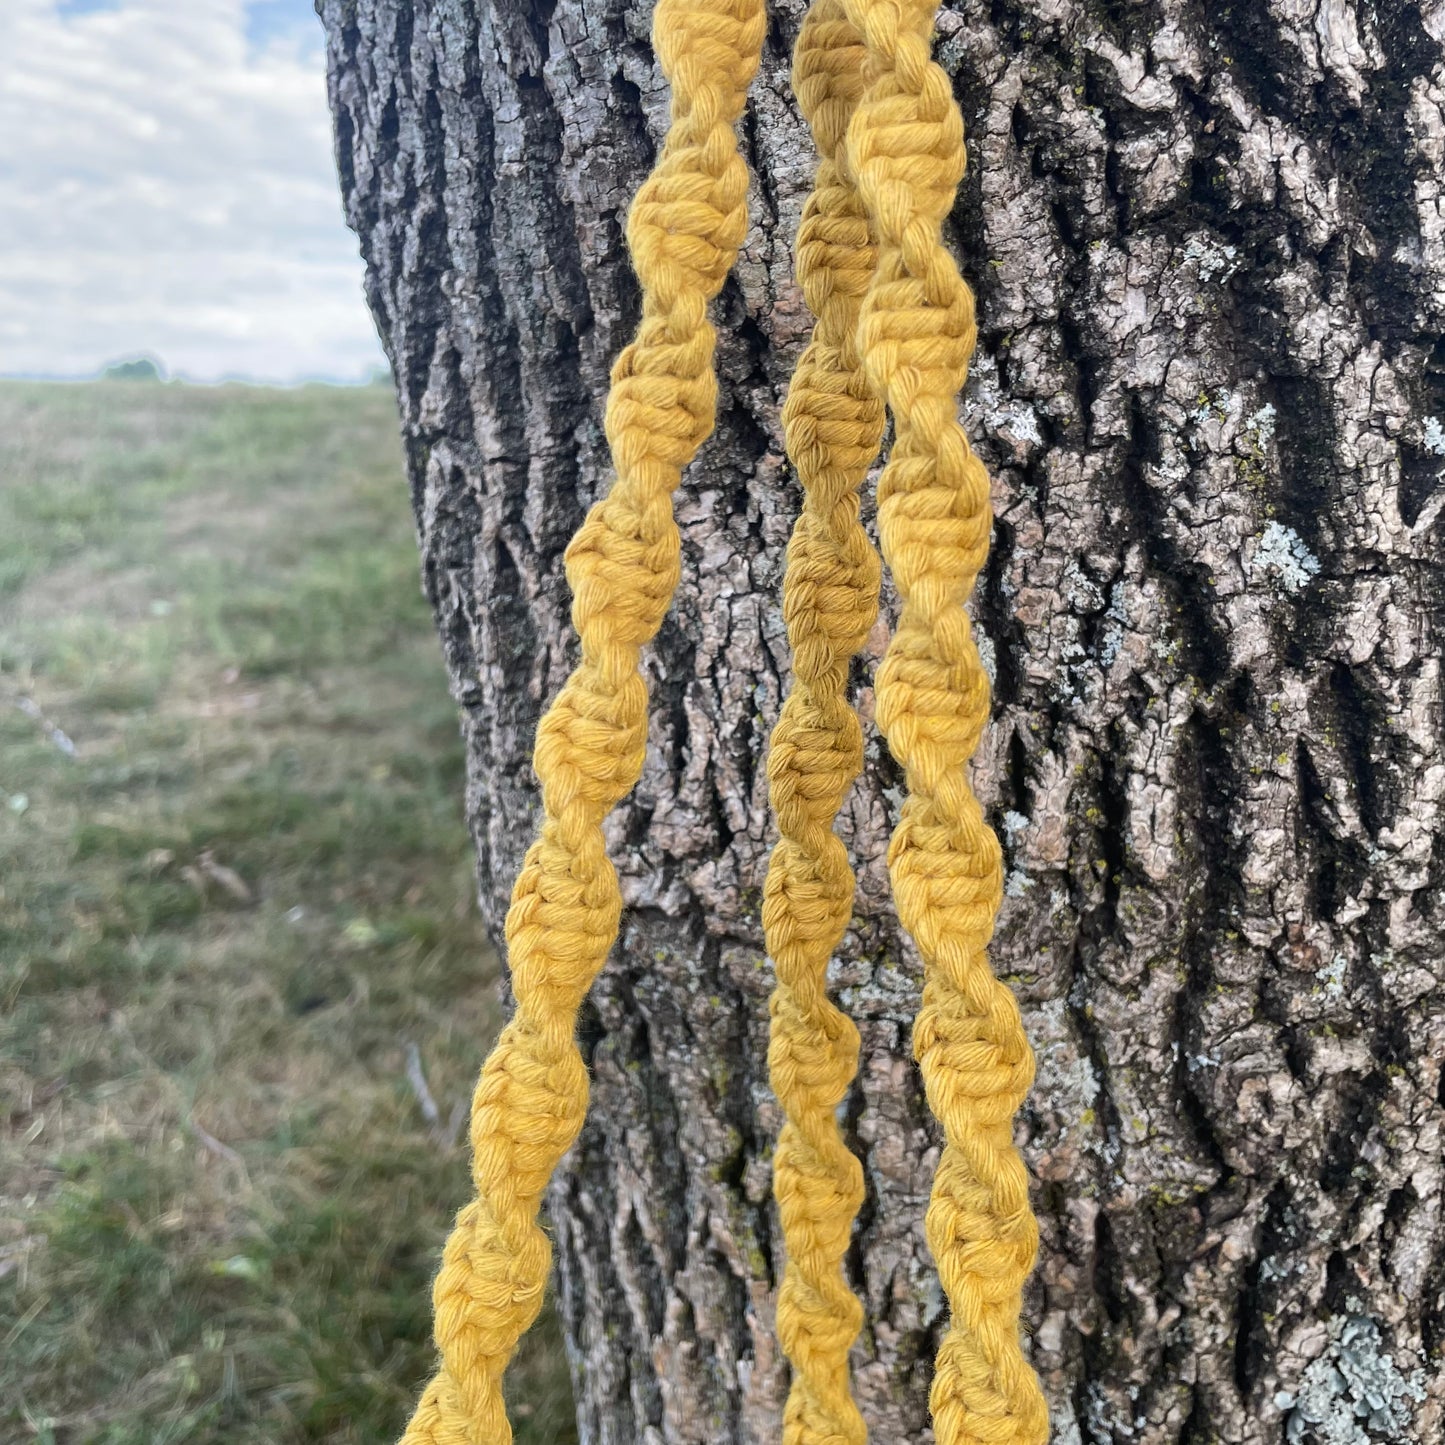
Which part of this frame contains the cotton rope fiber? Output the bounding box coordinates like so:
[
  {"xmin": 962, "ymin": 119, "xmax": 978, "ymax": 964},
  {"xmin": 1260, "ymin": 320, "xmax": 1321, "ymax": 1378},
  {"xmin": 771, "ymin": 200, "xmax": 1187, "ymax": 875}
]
[
  {"xmin": 398, "ymin": 0, "xmax": 1048, "ymax": 1438},
  {"xmin": 762, "ymin": 2, "xmax": 883, "ymax": 1443},
  {"xmin": 395, "ymin": 0, "xmax": 765, "ymax": 1439},
  {"xmin": 837, "ymin": 0, "xmax": 1050, "ymax": 1436}
]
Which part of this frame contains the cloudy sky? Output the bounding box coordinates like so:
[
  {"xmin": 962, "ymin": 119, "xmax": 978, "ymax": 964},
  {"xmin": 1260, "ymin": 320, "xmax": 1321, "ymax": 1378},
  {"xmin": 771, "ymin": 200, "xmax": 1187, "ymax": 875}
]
[{"xmin": 0, "ymin": 0, "xmax": 386, "ymax": 383}]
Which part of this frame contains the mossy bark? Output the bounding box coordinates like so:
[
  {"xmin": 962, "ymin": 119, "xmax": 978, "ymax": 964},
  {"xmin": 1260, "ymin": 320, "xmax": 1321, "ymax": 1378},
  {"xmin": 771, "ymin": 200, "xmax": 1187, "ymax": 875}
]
[{"xmin": 318, "ymin": 2, "xmax": 1445, "ymax": 1440}]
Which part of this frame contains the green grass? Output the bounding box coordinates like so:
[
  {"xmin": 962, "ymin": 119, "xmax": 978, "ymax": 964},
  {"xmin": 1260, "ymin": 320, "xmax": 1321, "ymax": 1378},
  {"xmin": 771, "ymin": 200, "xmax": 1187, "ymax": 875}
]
[{"xmin": 0, "ymin": 381, "xmax": 575, "ymax": 1444}]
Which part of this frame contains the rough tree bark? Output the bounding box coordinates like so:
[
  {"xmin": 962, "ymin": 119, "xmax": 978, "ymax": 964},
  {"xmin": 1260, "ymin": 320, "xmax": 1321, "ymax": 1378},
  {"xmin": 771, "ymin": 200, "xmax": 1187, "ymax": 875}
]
[{"xmin": 319, "ymin": 2, "xmax": 1445, "ymax": 1441}]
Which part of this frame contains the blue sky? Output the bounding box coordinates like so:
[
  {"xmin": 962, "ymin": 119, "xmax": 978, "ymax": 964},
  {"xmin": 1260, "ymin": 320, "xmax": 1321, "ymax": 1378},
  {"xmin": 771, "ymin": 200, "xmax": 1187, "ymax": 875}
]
[
  {"xmin": 56, "ymin": 0, "xmax": 317, "ymax": 47},
  {"xmin": 1, "ymin": 0, "xmax": 386, "ymax": 382}
]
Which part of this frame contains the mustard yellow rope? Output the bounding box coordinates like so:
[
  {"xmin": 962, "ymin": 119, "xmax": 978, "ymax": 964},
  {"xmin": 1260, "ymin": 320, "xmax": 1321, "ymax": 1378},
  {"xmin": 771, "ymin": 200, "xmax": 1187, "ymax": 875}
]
[
  {"xmin": 396, "ymin": 0, "xmax": 764, "ymax": 1439},
  {"xmin": 764, "ymin": 2, "xmax": 885, "ymax": 1442},
  {"xmin": 838, "ymin": 0, "xmax": 1049, "ymax": 1439},
  {"xmin": 395, "ymin": 0, "xmax": 1046, "ymax": 1435}
]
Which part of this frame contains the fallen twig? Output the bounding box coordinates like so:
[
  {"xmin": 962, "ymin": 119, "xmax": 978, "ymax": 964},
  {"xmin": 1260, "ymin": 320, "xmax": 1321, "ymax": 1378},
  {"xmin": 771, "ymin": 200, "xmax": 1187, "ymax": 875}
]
[
  {"xmin": 405, "ymin": 1041, "xmax": 467, "ymax": 1147},
  {"xmin": 404, "ymin": 1041, "xmax": 441, "ymax": 1128},
  {"xmin": 11, "ymin": 695, "xmax": 77, "ymax": 758},
  {"xmin": 187, "ymin": 1116, "xmax": 248, "ymax": 1182}
]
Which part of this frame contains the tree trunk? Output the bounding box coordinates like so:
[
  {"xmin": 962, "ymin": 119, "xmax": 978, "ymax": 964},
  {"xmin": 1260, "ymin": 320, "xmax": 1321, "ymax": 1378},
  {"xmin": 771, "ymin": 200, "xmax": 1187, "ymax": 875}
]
[{"xmin": 318, "ymin": 1, "xmax": 1445, "ymax": 1440}]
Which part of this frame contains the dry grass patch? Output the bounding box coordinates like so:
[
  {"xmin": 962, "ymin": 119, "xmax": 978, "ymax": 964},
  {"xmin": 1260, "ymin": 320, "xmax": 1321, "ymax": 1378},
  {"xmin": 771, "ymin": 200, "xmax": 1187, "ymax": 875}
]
[{"xmin": 0, "ymin": 381, "xmax": 575, "ymax": 1445}]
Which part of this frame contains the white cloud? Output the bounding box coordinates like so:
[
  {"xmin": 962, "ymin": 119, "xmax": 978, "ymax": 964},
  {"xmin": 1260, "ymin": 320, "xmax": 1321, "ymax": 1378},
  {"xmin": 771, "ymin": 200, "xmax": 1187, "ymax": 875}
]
[{"xmin": 0, "ymin": 0, "xmax": 386, "ymax": 382}]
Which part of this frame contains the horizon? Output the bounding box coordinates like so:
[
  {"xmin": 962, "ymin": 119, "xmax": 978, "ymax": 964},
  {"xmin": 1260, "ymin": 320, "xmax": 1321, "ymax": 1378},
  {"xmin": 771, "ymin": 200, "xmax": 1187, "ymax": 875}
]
[
  {"xmin": 0, "ymin": 352, "xmax": 392, "ymax": 389},
  {"xmin": 0, "ymin": 367, "xmax": 390, "ymax": 390}
]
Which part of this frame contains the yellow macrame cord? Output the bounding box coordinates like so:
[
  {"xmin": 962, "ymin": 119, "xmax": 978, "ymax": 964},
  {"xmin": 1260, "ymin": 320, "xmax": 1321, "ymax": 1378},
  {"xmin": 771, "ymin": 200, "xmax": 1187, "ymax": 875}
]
[
  {"xmin": 841, "ymin": 0, "xmax": 1051, "ymax": 1437},
  {"xmin": 764, "ymin": 0, "xmax": 1048, "ymax": 1439},
  {"xmin": 763, "ymin": 2, "xmax": 883, "ymax": 1443},
  {"xmin": 396, "ymin": 0, "xmax": 764, "ymax": 1439},
  {"xmin": 398, "ymin": 0, "xmax": 1048, "ymax": 1439}
]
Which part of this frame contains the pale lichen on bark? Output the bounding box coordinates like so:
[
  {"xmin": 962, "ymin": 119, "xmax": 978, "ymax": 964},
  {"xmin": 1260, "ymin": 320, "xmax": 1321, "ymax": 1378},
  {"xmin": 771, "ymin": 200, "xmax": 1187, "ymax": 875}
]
[{"xmin": 319, "ymin": 0, "xmax": 1445, "ymax": 1440}]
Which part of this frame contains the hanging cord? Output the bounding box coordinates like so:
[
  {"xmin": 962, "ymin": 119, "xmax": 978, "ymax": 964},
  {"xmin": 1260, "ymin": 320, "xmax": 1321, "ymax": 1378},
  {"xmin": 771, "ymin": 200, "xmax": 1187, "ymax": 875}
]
[
  {"xmin": 397, "ymin": 0, "xmax": 764, "ymax": 1438},
  {"xmin": 839, "ymin": 0, "xmax": 1050, "ymax": 1439},
  {"xmin": 763, "ymin": 1, "xmax": 885, "ymax": 1442}
]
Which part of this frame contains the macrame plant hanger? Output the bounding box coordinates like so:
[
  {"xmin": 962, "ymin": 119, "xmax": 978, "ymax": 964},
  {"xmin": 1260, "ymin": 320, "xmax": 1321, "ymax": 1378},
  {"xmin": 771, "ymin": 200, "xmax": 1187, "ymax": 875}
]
[{"xmin": 397, "ymin": 0, "xmax": 1050, "ymax": 1440}]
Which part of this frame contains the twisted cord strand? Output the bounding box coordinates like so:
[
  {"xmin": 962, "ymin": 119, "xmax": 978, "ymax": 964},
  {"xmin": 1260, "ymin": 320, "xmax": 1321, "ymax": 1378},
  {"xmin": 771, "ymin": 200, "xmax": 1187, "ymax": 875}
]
[
  {"xmin": 764, "ymin": 2, "xmax": 886, "ymax": 1441},
  {"xmin": 838, "ymin": 0, "xmax": 1050, "ymax": 1440},
  {"xmin": 398, "ymin": 1, "xmax": 764, "ymax": 1439}
]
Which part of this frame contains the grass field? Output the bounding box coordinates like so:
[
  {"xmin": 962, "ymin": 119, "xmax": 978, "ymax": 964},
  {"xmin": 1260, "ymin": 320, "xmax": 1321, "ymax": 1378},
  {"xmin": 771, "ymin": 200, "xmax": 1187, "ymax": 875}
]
[{"xmin": 0, "ymin": 381, "xmax": 574, "ymax": 1444}]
